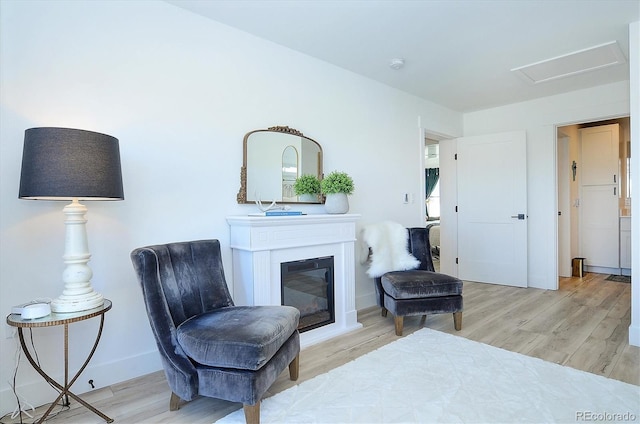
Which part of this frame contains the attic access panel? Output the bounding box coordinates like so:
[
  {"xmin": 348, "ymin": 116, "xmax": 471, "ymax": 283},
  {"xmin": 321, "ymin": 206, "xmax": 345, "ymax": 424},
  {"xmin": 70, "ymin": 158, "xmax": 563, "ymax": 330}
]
[{"xmin": 511, "ymin": 41, "xmax": 626, "ymax": 84}]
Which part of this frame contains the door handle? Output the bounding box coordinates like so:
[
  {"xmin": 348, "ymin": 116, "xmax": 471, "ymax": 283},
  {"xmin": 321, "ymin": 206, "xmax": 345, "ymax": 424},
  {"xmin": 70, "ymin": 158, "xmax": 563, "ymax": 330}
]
[{"xmin": 510, "ymin": 214, "xmax": 526, "ymax": 220}]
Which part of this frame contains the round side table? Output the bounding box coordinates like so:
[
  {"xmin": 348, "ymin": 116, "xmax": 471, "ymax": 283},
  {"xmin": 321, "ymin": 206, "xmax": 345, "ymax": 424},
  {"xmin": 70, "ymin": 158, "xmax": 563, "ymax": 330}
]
[{"xmin": 6, "ymin": 299, "xmax": 113, "ymax": 423}]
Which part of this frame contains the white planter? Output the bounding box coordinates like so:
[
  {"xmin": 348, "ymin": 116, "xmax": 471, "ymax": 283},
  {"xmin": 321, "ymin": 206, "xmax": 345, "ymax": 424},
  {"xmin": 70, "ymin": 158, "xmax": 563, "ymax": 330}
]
[{"xmin": 324, "ymin": 193, "xmax": 349, "ymax": 214}]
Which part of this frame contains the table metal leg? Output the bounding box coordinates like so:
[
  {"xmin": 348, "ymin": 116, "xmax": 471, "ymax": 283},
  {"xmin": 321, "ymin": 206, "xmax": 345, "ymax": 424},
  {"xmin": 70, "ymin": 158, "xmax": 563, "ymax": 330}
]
[{"xmin": 17, "ymin": 315, "xmax": 113, "ymax": 423}]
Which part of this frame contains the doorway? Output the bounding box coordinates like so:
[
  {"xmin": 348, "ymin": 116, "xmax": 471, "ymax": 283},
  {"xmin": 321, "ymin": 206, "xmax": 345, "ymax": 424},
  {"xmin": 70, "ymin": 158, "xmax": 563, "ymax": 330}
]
[
  {"xmin": 556, "ymin": 116, "xmax": 631, "ymax": 278},
  {"xmin": 425, "ymin": 136, "xmax": 442, "ymax": 270}
]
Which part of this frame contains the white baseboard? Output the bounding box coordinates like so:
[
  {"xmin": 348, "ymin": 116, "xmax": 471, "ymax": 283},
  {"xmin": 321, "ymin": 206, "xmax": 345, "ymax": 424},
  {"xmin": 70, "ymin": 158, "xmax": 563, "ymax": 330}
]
[
  {"xmin": 584, "ymin": 265, "xmax": 621, "ymax": 275},
  {"xmin": 356, "ymin": 291, "xmax": 377, "ymax": 311},
  {"xmin": 629, "ymin": 324, "xmax": 640, "ymax": 347},
  {"xmin": 0, "ymin": 349, "xmax": 162, "ymax": 417}
]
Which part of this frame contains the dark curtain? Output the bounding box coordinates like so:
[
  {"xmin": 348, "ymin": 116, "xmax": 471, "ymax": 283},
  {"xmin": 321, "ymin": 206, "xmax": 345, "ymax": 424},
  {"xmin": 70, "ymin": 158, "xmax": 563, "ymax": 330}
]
[{"xmin": 425, "ymin": 168, "xmax": 440, "ymax": 217}]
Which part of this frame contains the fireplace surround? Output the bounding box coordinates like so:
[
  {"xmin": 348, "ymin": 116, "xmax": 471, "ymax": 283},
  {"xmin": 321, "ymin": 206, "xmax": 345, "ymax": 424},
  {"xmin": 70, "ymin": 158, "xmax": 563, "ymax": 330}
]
[{"xmin": 227, "ymin": 214, "xmax": 362, "ymax": 347}]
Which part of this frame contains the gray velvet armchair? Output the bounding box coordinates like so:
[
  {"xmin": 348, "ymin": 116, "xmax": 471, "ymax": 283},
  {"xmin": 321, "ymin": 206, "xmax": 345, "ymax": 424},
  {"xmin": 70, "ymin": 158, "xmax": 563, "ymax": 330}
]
[
  {"xmin": 131, "ymin": 239, "xmax": 300, "ymax": 424},
  {"xmin": 374, "ymin": 227, "xmax": 463, "ymax": 336}
]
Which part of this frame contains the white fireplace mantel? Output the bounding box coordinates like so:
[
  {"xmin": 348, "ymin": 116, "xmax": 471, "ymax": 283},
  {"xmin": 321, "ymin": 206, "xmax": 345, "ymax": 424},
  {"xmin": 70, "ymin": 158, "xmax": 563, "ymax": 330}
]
[{"xmin": 226, "ymin": 214, "xmax": 362, "ymax": 347}]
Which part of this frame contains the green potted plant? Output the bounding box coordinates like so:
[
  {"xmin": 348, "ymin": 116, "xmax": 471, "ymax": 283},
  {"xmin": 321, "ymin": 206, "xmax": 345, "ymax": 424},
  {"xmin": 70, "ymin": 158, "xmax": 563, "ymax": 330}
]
[
  {"xmin": 293, "ymin": 174, "xmax": 321, "ymax": 202},
  {"xmin": 320, "ymin": 171, "xmax": 354, "ymax": 214}
]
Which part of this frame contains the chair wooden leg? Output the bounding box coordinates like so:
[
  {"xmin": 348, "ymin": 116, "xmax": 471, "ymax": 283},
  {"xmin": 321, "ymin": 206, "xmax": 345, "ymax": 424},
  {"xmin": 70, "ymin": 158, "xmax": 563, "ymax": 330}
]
[
  {"xmin": 289, "ymin": 354, "xmax": 300, "ymax": 381},
  {"xmin": 381, "ymin": 307, "xmax": 388, "ymax": 317},
  {"xmin": 453, "ymin": 312, "xmax": 462, "ymax": 331},
  {"xmin": 394, "ymin": 316, "xmax": 404, "ymax": 336},
  {"xmin": 169, "ymin": 392, "xmax": 181, "ymax": 411},
  {"xmin": 243, "ymin": 402, "xmax": 260, "ymax": 424}
]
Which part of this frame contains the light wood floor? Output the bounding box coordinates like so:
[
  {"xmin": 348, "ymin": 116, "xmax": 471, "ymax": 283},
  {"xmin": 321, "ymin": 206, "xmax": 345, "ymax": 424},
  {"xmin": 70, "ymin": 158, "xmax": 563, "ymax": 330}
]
[{"xmin": 2, "ymin": 273, "xmax": 638, "ymax": 423}]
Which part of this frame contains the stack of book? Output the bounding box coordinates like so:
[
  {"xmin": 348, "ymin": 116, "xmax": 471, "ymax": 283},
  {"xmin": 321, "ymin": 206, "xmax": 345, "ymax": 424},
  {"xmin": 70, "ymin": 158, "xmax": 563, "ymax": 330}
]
[{"xmin": 249, "ymin": 210, "xmax": 305, "ymax": 216}]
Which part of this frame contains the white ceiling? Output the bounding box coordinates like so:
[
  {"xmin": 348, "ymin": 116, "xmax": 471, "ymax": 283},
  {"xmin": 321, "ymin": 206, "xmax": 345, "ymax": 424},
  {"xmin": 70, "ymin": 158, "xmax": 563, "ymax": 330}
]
[{"xmin": 167, "ymin": 0, "xmax": 640, "ymax": 113}]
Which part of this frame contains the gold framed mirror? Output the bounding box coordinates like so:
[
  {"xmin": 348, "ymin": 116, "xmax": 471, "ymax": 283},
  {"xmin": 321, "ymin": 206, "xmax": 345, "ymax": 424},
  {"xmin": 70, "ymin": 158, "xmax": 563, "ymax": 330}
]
[{"xmin": 237, "ymin": 126, "xmax": 323, "ymax": 204}]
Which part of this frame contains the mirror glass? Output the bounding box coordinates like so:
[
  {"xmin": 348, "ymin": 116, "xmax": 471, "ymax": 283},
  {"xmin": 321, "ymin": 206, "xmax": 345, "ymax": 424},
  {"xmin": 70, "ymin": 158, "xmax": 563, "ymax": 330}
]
[
  {"xmin": 237, "ymin": 126, "xmax": 323, "ymax": 204},
  {"xmin": 282, "ymin": 146, "xmax": 299, "ymax": 202}
]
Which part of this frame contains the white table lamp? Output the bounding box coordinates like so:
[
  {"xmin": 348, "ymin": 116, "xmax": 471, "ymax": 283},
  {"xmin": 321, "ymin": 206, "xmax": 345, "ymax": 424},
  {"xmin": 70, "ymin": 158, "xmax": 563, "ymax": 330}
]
[{"xmin": 19, "ymin": 127, "xmax": 124, "ymax": 313}]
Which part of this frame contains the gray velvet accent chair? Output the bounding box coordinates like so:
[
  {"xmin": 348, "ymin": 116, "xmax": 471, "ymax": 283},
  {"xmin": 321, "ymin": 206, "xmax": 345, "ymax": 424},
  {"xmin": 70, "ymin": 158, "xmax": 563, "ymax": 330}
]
[
  {"xmin": 130, "ymin": 239, "xmax": 300, "ymax": 424},
  {"xmin": 374, "ymin": 227, "xmax": 463, "ymax": 336}
]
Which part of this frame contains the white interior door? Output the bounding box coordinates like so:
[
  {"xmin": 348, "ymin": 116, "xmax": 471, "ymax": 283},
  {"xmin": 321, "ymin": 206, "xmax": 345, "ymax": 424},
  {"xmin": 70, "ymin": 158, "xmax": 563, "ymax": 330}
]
[
  {"xmin": 456, "ymin": 131, "xmax": 528, "ymax": 287},
  {"xmin": 578, "ymin": 124, "xmax": 620, "ymax": 269},
  {"xmin": 579, "ymin": 185, "xmax": 620, "ymax": 268},
  {"xmin": 557, "ymin": 136, "xmax": 572, "ymax": 277}
]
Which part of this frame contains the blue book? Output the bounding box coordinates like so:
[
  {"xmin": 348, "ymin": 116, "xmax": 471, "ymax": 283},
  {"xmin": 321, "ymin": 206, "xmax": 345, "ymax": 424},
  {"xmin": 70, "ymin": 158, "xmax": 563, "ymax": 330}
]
[
  {"xmin": 265, "ymin": 210, "xmax": 304, "ymax": 216},
  {"xmin": 248, "ymin": 211, "xmax": 305, "ymax": 217}
]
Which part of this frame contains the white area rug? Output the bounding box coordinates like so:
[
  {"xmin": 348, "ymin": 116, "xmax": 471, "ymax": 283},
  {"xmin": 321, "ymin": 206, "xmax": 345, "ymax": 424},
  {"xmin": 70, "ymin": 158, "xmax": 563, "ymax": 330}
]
[{"xmin": 216, "ymin": 328, "xmax": 639, "ymax": 423}]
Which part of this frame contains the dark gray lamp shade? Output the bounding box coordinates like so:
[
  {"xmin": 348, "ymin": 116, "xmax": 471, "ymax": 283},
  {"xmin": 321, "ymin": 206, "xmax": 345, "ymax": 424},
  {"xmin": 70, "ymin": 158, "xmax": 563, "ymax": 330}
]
[{"xmin": 19, "ymin": 127, "xmax": 124, "ymax": 200}]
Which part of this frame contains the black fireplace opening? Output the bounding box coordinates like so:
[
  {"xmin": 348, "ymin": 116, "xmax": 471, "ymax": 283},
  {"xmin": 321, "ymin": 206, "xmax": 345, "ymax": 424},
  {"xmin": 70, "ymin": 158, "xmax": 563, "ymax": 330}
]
[{"xmin": 281, "ymin": 256, "xmax": 335, "ymax": 333}]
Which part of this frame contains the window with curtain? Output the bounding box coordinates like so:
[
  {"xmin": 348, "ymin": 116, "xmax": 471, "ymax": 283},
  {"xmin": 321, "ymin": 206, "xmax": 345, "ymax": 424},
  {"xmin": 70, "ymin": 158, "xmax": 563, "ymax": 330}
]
[{"xmin": 425, "ymin": 168, "xmax": 440, "ymax": 219}]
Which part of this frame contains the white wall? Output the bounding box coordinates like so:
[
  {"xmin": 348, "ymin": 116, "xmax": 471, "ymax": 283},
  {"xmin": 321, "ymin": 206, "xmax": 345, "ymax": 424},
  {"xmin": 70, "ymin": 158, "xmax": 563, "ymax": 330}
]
[{"xmin": 0, "ymin": 0, "xmax": 462, "ymax": 413}]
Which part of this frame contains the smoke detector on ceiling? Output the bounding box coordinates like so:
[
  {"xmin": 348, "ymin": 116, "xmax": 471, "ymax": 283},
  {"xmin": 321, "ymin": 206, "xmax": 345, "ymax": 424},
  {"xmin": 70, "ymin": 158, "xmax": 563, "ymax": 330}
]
[{"xmin": 389, "ymin": 58, "xmax": 405, "ymax": 70}]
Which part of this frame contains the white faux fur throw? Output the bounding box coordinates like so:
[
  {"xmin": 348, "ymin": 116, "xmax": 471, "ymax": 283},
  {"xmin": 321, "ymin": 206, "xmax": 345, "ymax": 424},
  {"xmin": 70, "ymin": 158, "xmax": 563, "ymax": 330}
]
[{"xmin": 361, "ymin": 221, "xmax": 420, "ymax": 278}]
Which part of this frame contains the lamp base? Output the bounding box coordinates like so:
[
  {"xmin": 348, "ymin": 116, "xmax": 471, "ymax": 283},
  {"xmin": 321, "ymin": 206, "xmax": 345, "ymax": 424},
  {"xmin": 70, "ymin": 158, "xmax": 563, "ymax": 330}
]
[
  {"xmin": 50, "ymin": 198, "xmax": 105, "ymax": 314},
  {"xmin": 50, "ymin": 291, "xmax": 104, "ymax": 313}
]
